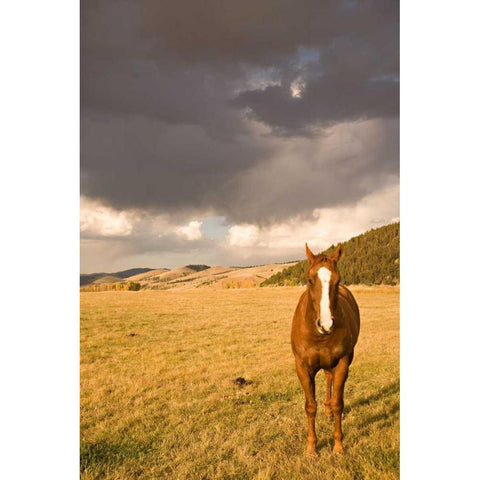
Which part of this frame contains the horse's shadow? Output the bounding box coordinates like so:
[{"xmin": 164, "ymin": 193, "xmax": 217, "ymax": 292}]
[
  {"xmin": 344, "ymin": 378, "xmax": 399, "ymax": 415},
  {"xmin": 343, "ymin": 378, "xmax": 400, "ymax": 432}
]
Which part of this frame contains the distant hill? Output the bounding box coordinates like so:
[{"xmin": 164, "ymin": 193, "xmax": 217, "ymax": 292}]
[
  {"xmin": 79, "ymin": 262, "xmax": 297, "ymax": 291},
  {"xmin": 92, "ymin": 275, "xmax": 123, "ymax": 285},
  {"xmin": 80, "ymin": 267, "xmax": 155, "ymax": 286},
  {"xmin": 261, "ymin": 222, "xmax": 399, "ymax": 287},
  {"xmin": 114, "ymin": 268, "xmax": 156, "ymax": 279},
  {"xmin": 126, "ymin": 265, "xmax": 210, "ymax": 288},
  {"xmin": 185, "ymin": 264, "xmax": 210, "ymax": 272},
  {"xmin": 125, "ymin": 268, "xmax": 170, "ymax": 283}
]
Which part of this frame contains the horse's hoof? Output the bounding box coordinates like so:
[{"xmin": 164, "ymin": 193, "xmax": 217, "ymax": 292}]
[
  {"xmin": 333, "ymin": 445, "xmax": 344, "ymax": 455},
  {"xmin": 306, "ymin": 445, "xmax": 317, "ymax": 456}
]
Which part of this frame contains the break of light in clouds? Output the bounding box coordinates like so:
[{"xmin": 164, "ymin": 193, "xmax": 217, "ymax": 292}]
[{"xmin": 81, "ymin": 0, "xmax": 399, "ymax": 272}]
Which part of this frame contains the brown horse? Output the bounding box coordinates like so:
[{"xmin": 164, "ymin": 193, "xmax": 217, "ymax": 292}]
[{"xmin": 291, "ymin": 243, "xmax": 360, "ymax": 455}]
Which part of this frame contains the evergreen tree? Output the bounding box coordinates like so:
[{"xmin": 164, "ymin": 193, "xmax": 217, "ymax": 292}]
[{"xmin": 261, "ymin": 222, "xmax": 399, "ymax": 287}]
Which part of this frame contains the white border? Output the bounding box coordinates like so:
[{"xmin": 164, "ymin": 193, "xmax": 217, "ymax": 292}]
[
  {"xmin": 1, "ymin": 1, "xmax": 79, "ymax": 478},
  {"xmin": 401, "ymin": 1, "xmax": 480, "ymax": 476}
]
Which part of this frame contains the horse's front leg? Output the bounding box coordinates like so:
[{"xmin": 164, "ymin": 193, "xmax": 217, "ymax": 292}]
[
  {"xmin": 331, "ymin": 356, "xmax": 350, "ymax": 454},
  {"xmin": 295, "ymin": 358, "xmax": 318, "ymax": 456},
  {"xmin": 323, "ymin": 370, "xmax": 333, "ymax": 420}
]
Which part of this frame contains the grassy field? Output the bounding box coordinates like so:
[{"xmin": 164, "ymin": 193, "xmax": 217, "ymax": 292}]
[{"xmin": 80, "ymin": 286, "xmax": 399, "ymax": 479}]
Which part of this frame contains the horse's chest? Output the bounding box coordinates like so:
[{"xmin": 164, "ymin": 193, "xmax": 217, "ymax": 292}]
[{"xmin": 305, "ymin": 343, "xmax": 345, "ymax": 370}]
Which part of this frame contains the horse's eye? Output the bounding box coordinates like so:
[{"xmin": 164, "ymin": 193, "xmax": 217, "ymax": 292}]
[{"xmin": 308, "ymin": 278, "xmax": 313, "ymax": 285}]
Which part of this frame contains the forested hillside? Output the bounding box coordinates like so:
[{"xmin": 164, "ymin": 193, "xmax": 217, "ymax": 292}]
[{"xmin": 261, "ymin": 222, "xmax": 399, "ymax": 286}]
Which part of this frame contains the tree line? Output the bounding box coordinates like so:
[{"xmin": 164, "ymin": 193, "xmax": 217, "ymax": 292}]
[{"xmin": 80, "ymin": 281, "xmax": 142, "ymax": 292}]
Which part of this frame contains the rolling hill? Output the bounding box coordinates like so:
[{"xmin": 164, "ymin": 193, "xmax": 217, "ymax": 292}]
[
  {"xmin": 157, "ymin": 263, "xmax": 297, "ymax": 290},
  {"xmin": 80, "ymin": 262, "xmax": 297, "ymax": 291},
  {"xmin": 80, "ymin": 267, "xmax": 155, "ymax": 286},
  {"xmin": 261, "ymin": 222, "xmax": 399, "ymax": 287},
  {"xmin": 125, "ymin": 266, "xmax": 209, "ymax": 288},
  {"xmin": 91, "ymin": 275, "xmax": 124, "ymax": 285}
]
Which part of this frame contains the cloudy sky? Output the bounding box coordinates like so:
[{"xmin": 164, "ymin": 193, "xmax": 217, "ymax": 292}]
[{"xmin": 81, "ymin": 0, "xmax": 399, "ymax": 273}]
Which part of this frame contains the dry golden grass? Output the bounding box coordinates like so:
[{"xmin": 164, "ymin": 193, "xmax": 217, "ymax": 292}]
[{"xmin": 81, "ymin": 286, "xmax": 399, "ymax": 479}]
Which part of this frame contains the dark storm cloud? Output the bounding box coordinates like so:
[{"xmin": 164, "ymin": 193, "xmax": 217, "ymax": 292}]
[
  {"xmin": 82, "ymin": 230, "xmax": 215, "ymax": 256},
  {"xmin": 219, "ymin": 118, "xmax": 399, "ymax": 224},
  {"xmin": 139, "ymin": 0, "xmax": 397, "ymax": 65},
  {"xmin": 232, "ymin": 49, "xmax": 398, "ymax": 134},
  {"xmin": 81, "ymin": 0, "xmax": 399, "ymax": 223},
  {"xmin": 138, "ymin": 0, "xmax": 398, "ymax": 132},
  {"xmin": 81, "ymin": 113, "xmax": 272, "ymax": 216}
]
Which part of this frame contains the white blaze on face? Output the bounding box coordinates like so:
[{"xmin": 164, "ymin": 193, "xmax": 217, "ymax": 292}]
[{"xmin": 317, "ymin": 267, "xmax": 333, "ymax": 331}]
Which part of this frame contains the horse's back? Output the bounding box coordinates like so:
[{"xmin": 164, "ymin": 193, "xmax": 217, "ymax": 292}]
[{"xmin": 338, "ymin": 285, "xmax": 360, "ymax": 344}]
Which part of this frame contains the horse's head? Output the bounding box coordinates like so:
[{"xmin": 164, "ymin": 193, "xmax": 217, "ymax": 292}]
[{"xmin": 305, "ymin": 243, "xmax": 342, "ymax": 335}]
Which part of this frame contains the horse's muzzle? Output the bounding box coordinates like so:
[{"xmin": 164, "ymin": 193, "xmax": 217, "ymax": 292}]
[{"xmin": 316, "ymin": 318, "xmax": 335, "ymax": 335}]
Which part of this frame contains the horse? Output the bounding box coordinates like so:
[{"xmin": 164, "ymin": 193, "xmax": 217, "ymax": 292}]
[{"xmin": 291, "ymin": 243, "xmax": 360, "ymax": 455}]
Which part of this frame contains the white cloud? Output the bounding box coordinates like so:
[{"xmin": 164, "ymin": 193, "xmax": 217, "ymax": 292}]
[
  {"xmin": 226, "ymin": 224, "xmax": 260, "ymax": 247},
  {"xmin": 80, "ymin": 196, "xmax": 136, "ymax": 237},
  {"xmin": 223, "ymin": 183, "xmax": 399, "ymax": 255},
  {"xmin": 81, "ymin": 182, "xmax": 398, "ymax": 271},
  {"xmin": 176, "ymin": 220, "xmax": 203, "ymax": 241},
  {"xmin": 290, "ymin": 77, "xmax": 306, "ymax": 98}
]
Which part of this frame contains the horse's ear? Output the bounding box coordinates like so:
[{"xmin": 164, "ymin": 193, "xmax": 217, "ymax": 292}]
[
  {"xmin": 331, "ymin": 243, "xmax": 342, "ymax": 263},
  {"xmin": 305, "ymin": 243, "xmax": 316, "ymax": 264}
]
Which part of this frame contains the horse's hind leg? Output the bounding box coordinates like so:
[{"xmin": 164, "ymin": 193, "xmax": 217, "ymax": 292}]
[
  {"xmin": 323, "ymin": 370, "xmax": 333, "ymax": 420},
  {"xmin": 331, "ymin": 356, "xmax": 350, "ymax": 454},
  {"xmin": 295, "ymin": 358, "xmax": 318, "ymax": 456}
]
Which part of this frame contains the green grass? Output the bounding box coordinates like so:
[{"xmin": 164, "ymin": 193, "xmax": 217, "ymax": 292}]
[{"xmin": 81, "ymin": 286, "xmax": 399, "ymax": 479}]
